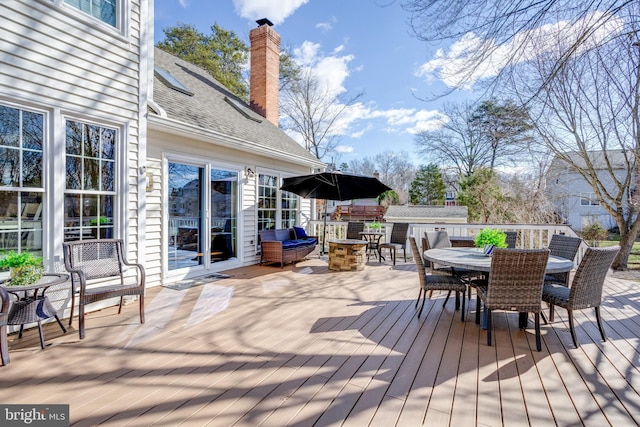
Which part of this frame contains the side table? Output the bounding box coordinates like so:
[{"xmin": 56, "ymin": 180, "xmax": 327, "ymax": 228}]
[{"xmin": 1, "ymin": 273, "xmax": 70, "ymax": 349}]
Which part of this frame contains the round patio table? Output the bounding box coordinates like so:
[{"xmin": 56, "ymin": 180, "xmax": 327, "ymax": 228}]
[
  {"xmin": 423, "ymin": 247, "xmax": 574, "ymax": 274},
  {"xmin": 423, "ymin": 247, "xmax": 574, "ymax": 328},
  {"xmin": 1, "ymin": 273, "xmax": 70, "ymax": 349}
]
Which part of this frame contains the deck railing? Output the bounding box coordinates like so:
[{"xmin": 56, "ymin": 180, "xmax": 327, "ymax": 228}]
[{"xmin": 308, "ymin": 221, "xmax": 587, "ymax": 265}]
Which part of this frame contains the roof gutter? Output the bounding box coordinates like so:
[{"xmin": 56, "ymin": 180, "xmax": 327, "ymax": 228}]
[{"xmin": 147, "ymin": 114, "xmax": 326, "ymax": 169}]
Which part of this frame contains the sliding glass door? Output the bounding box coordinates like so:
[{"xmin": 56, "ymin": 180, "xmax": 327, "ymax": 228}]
[{"xmin": 167, "ymin": 161, "xmax": 238, "ymax": 272}]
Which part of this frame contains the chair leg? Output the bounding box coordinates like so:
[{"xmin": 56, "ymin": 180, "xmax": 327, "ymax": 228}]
[
  {"xmin": 117, "ymin": 296, "xmax": 124, "ymax": 314},
  {"xmin": 540, "ymin": 310, "xmax": 548, "ymax": 325},
  {"xmin": 418, "ymin": 293, "xmax": 427, "ymax": 318},
  {"xmin": 567, "ymin": 309, "xmax": 578, "ymax": 348},
  {"xmin": 549, "ymin": 304, "xmax": 555, "ymax": 322},
  {"xmin": 454, "ymin": 291, "xmax": 460, "ymax": 311},
  {"xmin": 486, "ymin": 309, "xmax": 492, "ymax": 346},
  {"xmin": 534, "ymin": 313, "xmax": 541, "ymax": 351},
  {"xmin": 460, "ymin": 291, "xmax": 465, "ymax": 321},
  {"xmin": 475, "ymin": 296, "xmax": 481, "ymax": 325},
  {"xmin": 595, "ymin": 306, "xmax": 606, "ymax": 342},
  {"xmin": 415, "ymin": 288, "xmax": 423, "ymax": 308},
  {"xmin": 442, "ymin": 290, "xmax": 451, "ymax": 307},
  {"xmin": 0, "ymin": 324, "xmax": 9, "ymax": 366},
  {"xmin": 79, "ymin": 301, "xmax": 85, "ymax": 340},
  {"xmin": 139, "ymin": 294, "xmax": 145, "ymax": 324}
]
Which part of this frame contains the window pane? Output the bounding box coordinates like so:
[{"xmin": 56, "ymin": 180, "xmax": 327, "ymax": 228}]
[
  {"xmin": 22, "ymin": 111, "xmax": 43, "ymax": 150},
  {"xmin": 85, "ymin": 124, "xmax": 100, "ymax": 159},
  {"xmin": 0, "ymin": 147, "xmax": 20, "ymax": 187},
  {"xmin": 101, "ymin": 128, "xmax": 115, "ymax": 159},
  {"xmin": 83, "ymin": 158, "xmax": 100, "ymax": 190},
  {"xmin": 66, "ymin": 156, "xmax": 82, "ymax": 189},
  {"xmin": 66, "ymin": 121, "xmax": 83, "ymax": 155},
  {"xmin": 102, "ymin": 160, "xmax": 114, "ymax": 191},
  {"xmin": 0, "ymin": 106, "xmax": 19, "ymax": 148},
  {"xmin": 22, "ymin": 150, "xmax": 42, "ymax": 187}
]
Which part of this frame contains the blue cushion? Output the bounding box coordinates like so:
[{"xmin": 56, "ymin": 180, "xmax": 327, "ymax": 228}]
[
  {"xmin": 293, "ymin": 226, "xmax": 307, "ymax": 239},
  {"xmin": 281, "ymin": 240, "xmax": 302, "ymax": 249}
]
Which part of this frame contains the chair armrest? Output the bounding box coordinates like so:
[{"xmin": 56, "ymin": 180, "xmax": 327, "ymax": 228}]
[{"xmin": 261, "ymin": 240, "xmax": 284, "ymax": 250}]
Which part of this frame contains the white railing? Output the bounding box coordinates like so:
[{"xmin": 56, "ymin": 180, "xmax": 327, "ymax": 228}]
[{"xmin": 308, "ymin": 221, "xmax": 587, "ymax": 265}]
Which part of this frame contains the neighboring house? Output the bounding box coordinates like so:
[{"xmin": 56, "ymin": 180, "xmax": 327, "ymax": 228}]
[
  {"xmin": 546, "ymin": 150, "xmax": 632, "ymax": 231},
  {"xmin": 1, "ymin": 4, "xmax": 323, "ymax": 288},
  {"xmin": 148, "ymin": 22, "xmax": 323, "ymax": 283},
  {"xmin": 384, "ymin": 205, "xmax": 468, "ymax": 223},
  {"xmin": 0, "ymin": 1, "xmax": 150, "ymax": 271}
]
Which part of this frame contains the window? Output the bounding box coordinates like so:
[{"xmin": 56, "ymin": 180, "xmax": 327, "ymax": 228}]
[
  {"xmin": 580, "ymin": 193, "xmax": 599, "ymax": 206},
  {"xmin": 64, "ymin": 120, "xmax": 116, "ymax": 241},
  {"xmin": 63, "ymin": 0, "xmax": 117, "ymax": 27},
  {"xmin": 257, "ymin": 174, "xmax": 278, "ymax": 231},
  {"xmin": 281, "ymin": 190, "xmax": 298, "ymax": 229},
  {"xmin": 0, "ymin": 105, "xmax": 44, "ymax": 255},
  {"xmin": 257, "ymin": 173, "xmax": 299, "ymax": 233}
]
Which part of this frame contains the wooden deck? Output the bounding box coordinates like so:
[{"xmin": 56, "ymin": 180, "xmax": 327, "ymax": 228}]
[{"xmin": 2, "ymin": 256, "xmax": 640, "ymax": 426}]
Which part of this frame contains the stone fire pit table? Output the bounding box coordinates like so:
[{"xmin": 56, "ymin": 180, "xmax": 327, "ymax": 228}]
[{"xmin": 328, "ymin": 239, "xmax": 368, "ymax": 271}]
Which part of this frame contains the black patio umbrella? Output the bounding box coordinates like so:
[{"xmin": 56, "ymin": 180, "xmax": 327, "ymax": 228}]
[{"xmin": 281, "ymin": 171, "xmax": 392, "ymax": 253}]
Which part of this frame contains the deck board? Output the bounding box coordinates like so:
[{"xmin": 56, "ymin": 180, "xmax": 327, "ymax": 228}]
[{"xmin": 1, "ymin": 257, "xmax": 640, "ymax": 426}]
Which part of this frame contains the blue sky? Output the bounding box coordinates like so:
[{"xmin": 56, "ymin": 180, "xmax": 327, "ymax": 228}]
[{"xmin": 153, "ymin": 0, "xmax": 480, "ymax": 165}]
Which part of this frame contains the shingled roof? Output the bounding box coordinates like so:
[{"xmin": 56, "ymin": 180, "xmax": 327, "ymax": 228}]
[
  {"xmin": 150, "ymin": 48, "xmax": 323, "ymax": 167},
  {"xmin": 384, "ymin": 205, "xmax": 468, "ymax": 222}
]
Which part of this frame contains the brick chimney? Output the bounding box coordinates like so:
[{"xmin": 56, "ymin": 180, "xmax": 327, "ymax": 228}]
[{"xmin": 249, "ymin": 18, "xmax": 281, "ymax": 126}]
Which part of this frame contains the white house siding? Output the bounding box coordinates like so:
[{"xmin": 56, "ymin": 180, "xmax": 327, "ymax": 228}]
[
  {"xmin": 0, "ymin": 1, "xmax": 145, "ymax": 265},
  {"xmin": 146, "ymin": 127, "xmax": 315, "ymax": 286},
  {"xmin": 548, "ymin": 165, "xmax": 626, "ymax": 231}
]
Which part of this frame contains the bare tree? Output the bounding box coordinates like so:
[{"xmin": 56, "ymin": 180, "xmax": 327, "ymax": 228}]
[
  {"xmin": 521, "ymin": 16, "xmax": 640, "ymax": 269},
  {"xmin": 349, "ymin": 151, "xmax": 416, "ymax": 204},
  {"xmin": 401, "ymin": 0, "xmax": 636, "ymax": 99},
  {"xmin": 414, "ymin": 102, "xmax": 493, "ymax": 177},
  {"xmin": 280, "ymin": 69, "xmax": 363, "ymax": 163}
]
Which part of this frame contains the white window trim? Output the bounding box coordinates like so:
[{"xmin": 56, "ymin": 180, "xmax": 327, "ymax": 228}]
[
  {"xmin": 41, "ymin": 0, "xmax": 130, "ymax": 40},
  {"xmin": 255, "ymin": 169, "xmax": 301, "ymax": 230}
]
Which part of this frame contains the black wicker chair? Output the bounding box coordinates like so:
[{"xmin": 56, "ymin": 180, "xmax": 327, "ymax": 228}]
[
  {"xmin": 542, "ymin": 245, "xmax": 619, "ymax": 347},
  {"xmin": 505, "ymin": 231, "xmax": 518, "ymax": 248},
  {"xmin": 546, "ymin": 234, "xmax": 582, "ymax": 286},
  {"xmin": 0, "ymin": 286, "xmax": 9, "ymax": 366},
  {"xmin": 475, "ymin": 248, "xmax": 550, "ymax": 351},
  {"xmin": 380, "ymin": 222, "xmax": 409, "ymax": 265},
  {"xmin": 409, "ymin": 237, "xmax": 467, "ymax": 320},
  {"xmin": 63, "ymin": 239, "xmax": 145, "ymax": 339},
  {"xmin": 346, "ymin": 222, "xmax": 365, "ymax": 240}
]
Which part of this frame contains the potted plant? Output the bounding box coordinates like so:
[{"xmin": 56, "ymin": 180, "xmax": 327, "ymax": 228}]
[
  {"xmin": 474, "ymin": 228, "xmax": 508, "ymax": 255},
  {"xmin": 0, "ymin": 250, "xmax": 44, "ymax": 286},
  {"xmin": 368, "ymin": 221, "xmax": 382, "ymax": 231}
]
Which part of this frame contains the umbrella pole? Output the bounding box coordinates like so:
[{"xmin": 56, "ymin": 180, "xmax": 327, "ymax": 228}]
[{"xmin": 321, "ymin": 200, "xmax": 328, "ymax": 255}]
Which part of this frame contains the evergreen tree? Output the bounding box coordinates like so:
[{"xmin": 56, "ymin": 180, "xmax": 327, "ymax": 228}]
[{"xmin": 409, "ymin": 164, "xmax": 445, "ymax": 205}]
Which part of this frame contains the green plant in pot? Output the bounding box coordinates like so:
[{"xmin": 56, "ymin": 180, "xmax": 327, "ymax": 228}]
[
  {"xmin": 0, "ymin": 250, "xmax": 44, "ymax": 287},
  {"xmin": 369, "ymin": 221, "xmax": 381, "ymax": 231},
  {"xmin": 474, "ymin": 228, "xmax": 508, "ymax": 255}
]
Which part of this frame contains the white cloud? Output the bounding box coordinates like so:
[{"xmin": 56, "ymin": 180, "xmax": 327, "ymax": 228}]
[
  {"xmin": 178, "ymin": 0, "xmax": 189, "ymax": 7},
  {"xmin": 335, "ymin": 145, "xmax": 354, "ymax": 153},
  {"xmin": 292, "ymin": 41, "xmax": 354, "ymax": 98},
  {"xmin": 416, "ymin": 11, "xmax": 624, "ymax": 89},
  {"xmin": 316, "ymin": 16, "xmax": 336, "ymax": 33},
  {"xmin": 233, "ymin": 0, "xmax": 309, "ymax": 25}
]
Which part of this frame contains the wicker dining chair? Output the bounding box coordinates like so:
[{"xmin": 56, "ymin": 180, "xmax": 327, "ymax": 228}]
[
  {"xmin": 63, "ymin": 239, "xmax": 145, "ymax": 340},
  {"xmin": 505, "ymin": 231, "xmax": 518, "ymax": 248},
  {"xmin": 409, "ymin": 237, "xmax": 467, "ymax": 320},
  {"xmin": 425, "ymin": 231, "xmax": 481, "ymax": 298},
  {"xmin": 346, "ymin": 222, "xmax": 365, "ymax": 240},
  {"xmin": 0, "ymin": 286, "xmax": 9, "ymax": 366},
  {"xmin": 546, "ymin": 234, "xmax": 582, "ymax": 286},
  {"xmin": 380, "ymin": 222, "xmax": 409, "ymax": 265},
  {"xmin": 475, "ymin": 248, "xmax": 550, "ymax": 351},
  {"xmin": 542, "ymin": 245, "xmax": 619, "ymax": 347}
]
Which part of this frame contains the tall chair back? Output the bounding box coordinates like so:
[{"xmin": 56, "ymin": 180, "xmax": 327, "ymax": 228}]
[
  {"xmin": 346, "ymin": 222, "xmax": 365, "ymax": 240},
  {"xmin": 547, "ymin": 234, "xmax": 582, "ymax": 285},
  {"xmin": 380, "ymin": 222, "xmax": 409, "ymax": 265},
  {"xmin": 0, "ymin": 286, "xmax": 9, "ymax": 366},
  {"xmin": 478, "ymin": 248, "xmax": 550, "ymax": 351},
  {"xmin": 543, "ymin": 245, "xmax": 619, "ymax": 347}
]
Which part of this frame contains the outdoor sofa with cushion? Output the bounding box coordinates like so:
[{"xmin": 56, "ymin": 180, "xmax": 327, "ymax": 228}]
[{"xmin": 259, "ymin": 227, "xmax": 318, "ymax": 268}]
